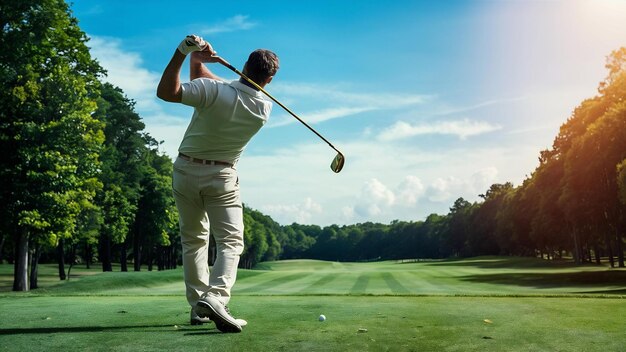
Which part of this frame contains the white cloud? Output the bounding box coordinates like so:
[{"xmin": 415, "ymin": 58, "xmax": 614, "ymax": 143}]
[
  {"xmin": 237, "ymin": 132, "xmax": 535, "ymax": 225},
  {"xmin": 426, "ymin": 177, "xmax": 457, "ymax": 202},
  {"xmin": 377, "ymin": 118, "xmax": 502, "ymax": 141},
  {"xmin": 87, "ymin": 35, "xmax": 191, "ymax": 159},
  {"xmin": 88, "ymin": 36, "xmax": 161, "ymax": 113},
  {"xmin": 470, "ymin": 167, "xmax": 499, "ymax": 192},
  {"xmin": 265, "ymin": 82, "xmax": 431, "ymax": 127},
  {"xmin": 261, "ymin": 197, "xmax": 322, "ymax": 225},
  {"xmin": 364, "ymin": 178, "xmax": 395, "ymax": 205},
  {"xmin": 270, "ymin": 107, "xmax": 376, "ymax": 127},
  {"xmin": 396, "ymin": 176, "xmax": 425, "ymax": 206},
  {"xmin": 197, "ymin": 15, "xmax": 257, "ymax": 35},
  {"xmin": 430, "ymin": 97, "xmax": 526, "ymax": 117},
  {"xmin": 425, "ymin": 167, "xmax": 499, "ymax": 203}
]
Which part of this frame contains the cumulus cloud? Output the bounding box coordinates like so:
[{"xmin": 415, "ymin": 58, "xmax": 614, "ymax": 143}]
[
  {"xmin": 377, "ymin": 118, "xmax": 502, "ymax": 141},
  {"xmin": 344, "ymin": 167, "xmax": 499, "ymax": 223},
  {"xmin": 425, "ymin": 167, "xmax": 499, "ymax": 203},
  {"xmin": 261, "ymin": 197, "xmax": 323, "ymax": 224},
  {"xmin": 351, "ymin": 176, "xmax": 427, "ymax": 219},
  {"xmin": 88, "ymin": 36, "xmax": 161, "ymax": 113},
  {"xmin": 396, "ymin": 176, "xmax": 425, "ymax": 206},
  {"xmin": 353, "ymin": 178, "xmax": 395, "ymax": 217},
  {"xmin": 426, "ymin": 177, "xmax": 458, "ymax": 202}
]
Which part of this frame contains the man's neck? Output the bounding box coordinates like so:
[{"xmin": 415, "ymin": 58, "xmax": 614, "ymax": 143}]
[{"xmin": 239, "ymin": 77, "xmax": 261, "ymax": 91}]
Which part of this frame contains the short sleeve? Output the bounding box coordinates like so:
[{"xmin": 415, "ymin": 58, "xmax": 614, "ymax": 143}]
[{"xmin": 181, "ymin": 78, "xmax": 220, "ymax": 108}]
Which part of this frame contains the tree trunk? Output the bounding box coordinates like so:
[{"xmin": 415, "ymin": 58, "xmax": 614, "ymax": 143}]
[
  {"xmin": 594, "ymin": 244, "xmax": 601, "ymax": 264},
  {"xmin": 57, "ymin": 239, "xmax": 66, "ymax": 280},
  {"xmin": 120, "ymin": 242, "xmax": 128, "ymax": 272},
  {"xmin": 133, "ymin": 231, "xmax": 141, "ymax": 272},
  {"xmin": 100, "ymin": 235, "xmax": 113, "ymax": 272},
  {"xmin": 605, "ymin": 232, "xmax": 615, "ymax": 268},
  {"xmin": 157, "ymin": 246, "xmax": 164, "ymax": 271},
  {"xmin": 616, "ymin": 231, "xmax": 624, "ymax": 268},
  {"xmin": 67, "ymin": 243, "xmax": 77, "ymax": 280},
  {"xmin": 13, "ymin": 229, "xmax": 29, "ymax": 291},
  {"xmin": 84, "ymin": 243, "xmax": 91, "ymax": 269},
  {"xmin": 0, "ymin": 233, "xmax": 6, "ymax": 264},
  {"xmin": 147, "ymin": 247, "xmax": 153, "ymax": 271},
  {"xmin": 168, "ymin": 245, "xmax": 174, "ymax": 269},
  {"xmin": 30, "ymin": 245, "xmax": 41, "ymax": 289},
  {"xmin": 572, "ymin": 229, "xmax": 581, "ymax": 265}
]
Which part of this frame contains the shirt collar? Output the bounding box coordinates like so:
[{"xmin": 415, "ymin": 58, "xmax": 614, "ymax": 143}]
[{"xmin": 230, "ymin": 80, "xmax": 263, "ymax": 98}]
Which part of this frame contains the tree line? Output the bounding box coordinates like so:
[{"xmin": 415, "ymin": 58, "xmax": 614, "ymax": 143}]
[{"xmin": 2, "ymin": 1, "xmax": 625, "ymax": 292}]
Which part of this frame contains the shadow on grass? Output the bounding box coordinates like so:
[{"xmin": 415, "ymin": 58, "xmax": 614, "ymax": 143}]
[
  {"xmin": 0, "ymin": 324, "xmax": 219, "ymax": 335},
  {"xmin": 460, "ymin": 270, "xmax": 626, "ymax": 291},
  {"xmin": 424, "ymin": 256, "xmax": 591, "ymax": 269}
]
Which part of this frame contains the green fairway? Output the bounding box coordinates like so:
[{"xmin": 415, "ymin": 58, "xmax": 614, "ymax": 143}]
[{"xmin": 1, "ymin": 257, "xmax": 625, "ymax": 351}]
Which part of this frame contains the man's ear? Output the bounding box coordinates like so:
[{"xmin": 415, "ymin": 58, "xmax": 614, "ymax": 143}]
[{"xmin": 265, "ymin": 76, "xmax": 274, "ymax": 85}]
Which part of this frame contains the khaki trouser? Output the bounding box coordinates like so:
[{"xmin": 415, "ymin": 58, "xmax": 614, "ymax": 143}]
[{"xmin": 172, "ymin": 157, "xmax": 243, "ymax": 306}]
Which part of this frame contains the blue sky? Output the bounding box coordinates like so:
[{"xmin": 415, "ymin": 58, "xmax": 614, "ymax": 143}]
[{"xmin": 71, "ymin": 0, "xmax": 626, "ymax": 225}]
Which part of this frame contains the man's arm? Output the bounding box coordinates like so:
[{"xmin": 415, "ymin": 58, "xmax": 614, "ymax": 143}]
[
  {"xmin": 156, "ymin": 35, "xmax": 214, "ymax": 103},
  {"xmin": 190, "ymin": 51, "xmax": 224, "ymax": 81},
  {"xmin": 156, "ymin": 50, "xmax": 186, "ymax": 103}
]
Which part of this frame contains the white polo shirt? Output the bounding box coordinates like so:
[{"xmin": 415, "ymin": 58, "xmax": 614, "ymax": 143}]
[{"xmin": 178, "ymin": 79, "xmax": 272, "ymax": 164}]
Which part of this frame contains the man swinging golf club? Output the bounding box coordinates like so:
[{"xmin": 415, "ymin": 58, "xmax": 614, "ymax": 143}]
[{"xmin": 157, "ymin": 35, "xmax": 279, "ymax": 333}]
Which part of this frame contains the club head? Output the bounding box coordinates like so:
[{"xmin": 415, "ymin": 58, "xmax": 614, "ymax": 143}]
[{"xmin": 331, "ymin": 152, "xmax": 345, "ymax": 173}]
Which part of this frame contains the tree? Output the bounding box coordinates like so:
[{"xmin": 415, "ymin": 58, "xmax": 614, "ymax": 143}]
[
  {"xmin": 618, "ymin": 159, "xmax": 626, "ymax": 207},
  {"xmin": 441, "ymin": 198, "xmax": 473, "ymax": 257},
  {"xmin": 93, "ymin": 83, "xmax": 147, "ymax": 271},
  {"xmin": 0, "ymin": 0, "xmax": 104, "ymax": 290},
  {"xmin": 132, "ymin": 148, "xmax": 177, "ymax": 271}
]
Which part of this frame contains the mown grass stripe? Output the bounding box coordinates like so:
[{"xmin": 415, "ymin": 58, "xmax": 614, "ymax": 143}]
[
  {"xmin": 381, "ymin": 272, "xmax": 411, "ymax": 294},
  {"xmin": 236, "ymin": 273, "xmax": 305, "ymax": 294},
  {"xmin": 351, "ymin": 273, "xmax": 369, "ymax": 294},
  {"xmin": 298, "ymin": 274, "xmax": 338, "ymax": 294}
]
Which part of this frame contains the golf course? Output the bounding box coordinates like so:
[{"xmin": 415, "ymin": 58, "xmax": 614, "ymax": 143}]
[{"xmin": 1, "ymin": 256, "xmax": 625, "ymax": 351}]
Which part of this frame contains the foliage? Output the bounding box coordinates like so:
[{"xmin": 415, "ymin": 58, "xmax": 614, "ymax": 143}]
[{"xmin": 0, "ymin": 0, "xmax": 105, "ymax": 289}]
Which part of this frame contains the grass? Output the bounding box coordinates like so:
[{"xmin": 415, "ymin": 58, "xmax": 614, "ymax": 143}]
[{"xmin": 0, "ymin": 256, "xmax": 625, "ymax": 351}]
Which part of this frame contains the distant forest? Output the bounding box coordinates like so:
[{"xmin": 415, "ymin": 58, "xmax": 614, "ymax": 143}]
[{"xmin": 1, "ymin": 1, "xmax": 625, "ymax": 292}]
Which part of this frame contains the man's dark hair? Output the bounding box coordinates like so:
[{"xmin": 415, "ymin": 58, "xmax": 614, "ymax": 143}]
[{"xmin": 244, "ymin": 49, "xmax": 279, "ymax": 85}]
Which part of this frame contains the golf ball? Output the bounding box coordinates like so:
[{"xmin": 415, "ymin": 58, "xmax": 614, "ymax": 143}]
[{"xmin": 319, "ymin": 314, "xmax": 326, "ymax": 322}]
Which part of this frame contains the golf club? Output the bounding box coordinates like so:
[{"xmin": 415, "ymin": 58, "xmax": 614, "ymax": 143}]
[{"xmin": 213, "ymin": 56, "xmax": 345, "ymax": 173}]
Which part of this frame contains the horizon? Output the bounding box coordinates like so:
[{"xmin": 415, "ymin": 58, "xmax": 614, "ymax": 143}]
[{"xmin": 70, "ymin": 0, "xmax": 626, "ymax": 226}]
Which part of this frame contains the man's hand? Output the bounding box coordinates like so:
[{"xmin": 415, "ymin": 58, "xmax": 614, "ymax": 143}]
[
  {"xmin": 177, "ymin": 35, "xmax": 214, "ymax": 56},
  {"xmin": 191, "ymin": 50, "xmax": 222, "ymax": 64}
]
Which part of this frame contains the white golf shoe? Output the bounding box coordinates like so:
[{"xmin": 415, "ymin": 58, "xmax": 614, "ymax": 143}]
[
  {"xmin": 190, "ymin": 308, "xmax": 248, "ymax": 327},
  {"xmin": 195, "ymin": 295, "xmax": 246, "ymax": 332}
]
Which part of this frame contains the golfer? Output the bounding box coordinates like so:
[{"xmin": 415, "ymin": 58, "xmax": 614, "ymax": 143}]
[{"xmin": 156, "ymin": 35, "xmax": 279, "ymax": 333}]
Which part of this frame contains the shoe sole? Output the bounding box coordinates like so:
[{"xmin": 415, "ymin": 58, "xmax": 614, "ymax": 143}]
[
  {"xmin": 190, "ymin": 318, "xmax": 206, "ymax": 326},
  {"xmin": 196, "ymin": 300, "xmax": 242, "ymax": 333}
]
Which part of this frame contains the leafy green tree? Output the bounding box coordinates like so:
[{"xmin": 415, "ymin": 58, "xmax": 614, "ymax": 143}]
[
  {"xmin": 422, "ymin": 213, "xmax": 446, "ymax": 258},
  {"xmin": 93, "ymin": 83, "xmax": 147, "ymax": 271},
  {"xmin": 0, "ymin": 0, "xmax": 104, "ymax": 290},
  {"xmin": 466, "ymin": 183, "xmax": 513, "ymax": 256},
  {"xmin": 441, "ymin": 198, "xmax": 473, "ymax": 257},
  {"xmin": 132, "ymin": 148, "xmax": 177, "ymax": 271},
  {"xmin": 618, "ymin": 159, "xmax": 626, "ymax": 207},
  {"xmin": 560, "ymin": 49, "xmax": 626, "ymax": 266}
]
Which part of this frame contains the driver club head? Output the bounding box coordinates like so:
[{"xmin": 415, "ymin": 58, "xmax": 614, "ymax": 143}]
[{"xmin": 331, "ymin": 153, "xmax": 345, "ymax": 173}]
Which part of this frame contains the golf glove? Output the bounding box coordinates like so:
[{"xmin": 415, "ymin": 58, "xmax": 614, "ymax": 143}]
[{"xmin": 177, "ymin": 35, "xmax": 212, "ymax": 55}]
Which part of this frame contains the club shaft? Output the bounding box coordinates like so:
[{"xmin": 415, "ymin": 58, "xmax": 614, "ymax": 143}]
[{"xmin": 219, "ymin": 60, "xmax": 342, "ymax": 155}]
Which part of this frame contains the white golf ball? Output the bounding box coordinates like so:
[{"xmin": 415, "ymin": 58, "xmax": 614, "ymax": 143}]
[{"xmin": 318, "ymin": 314, "xmax": 326, "ymax": 322}]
